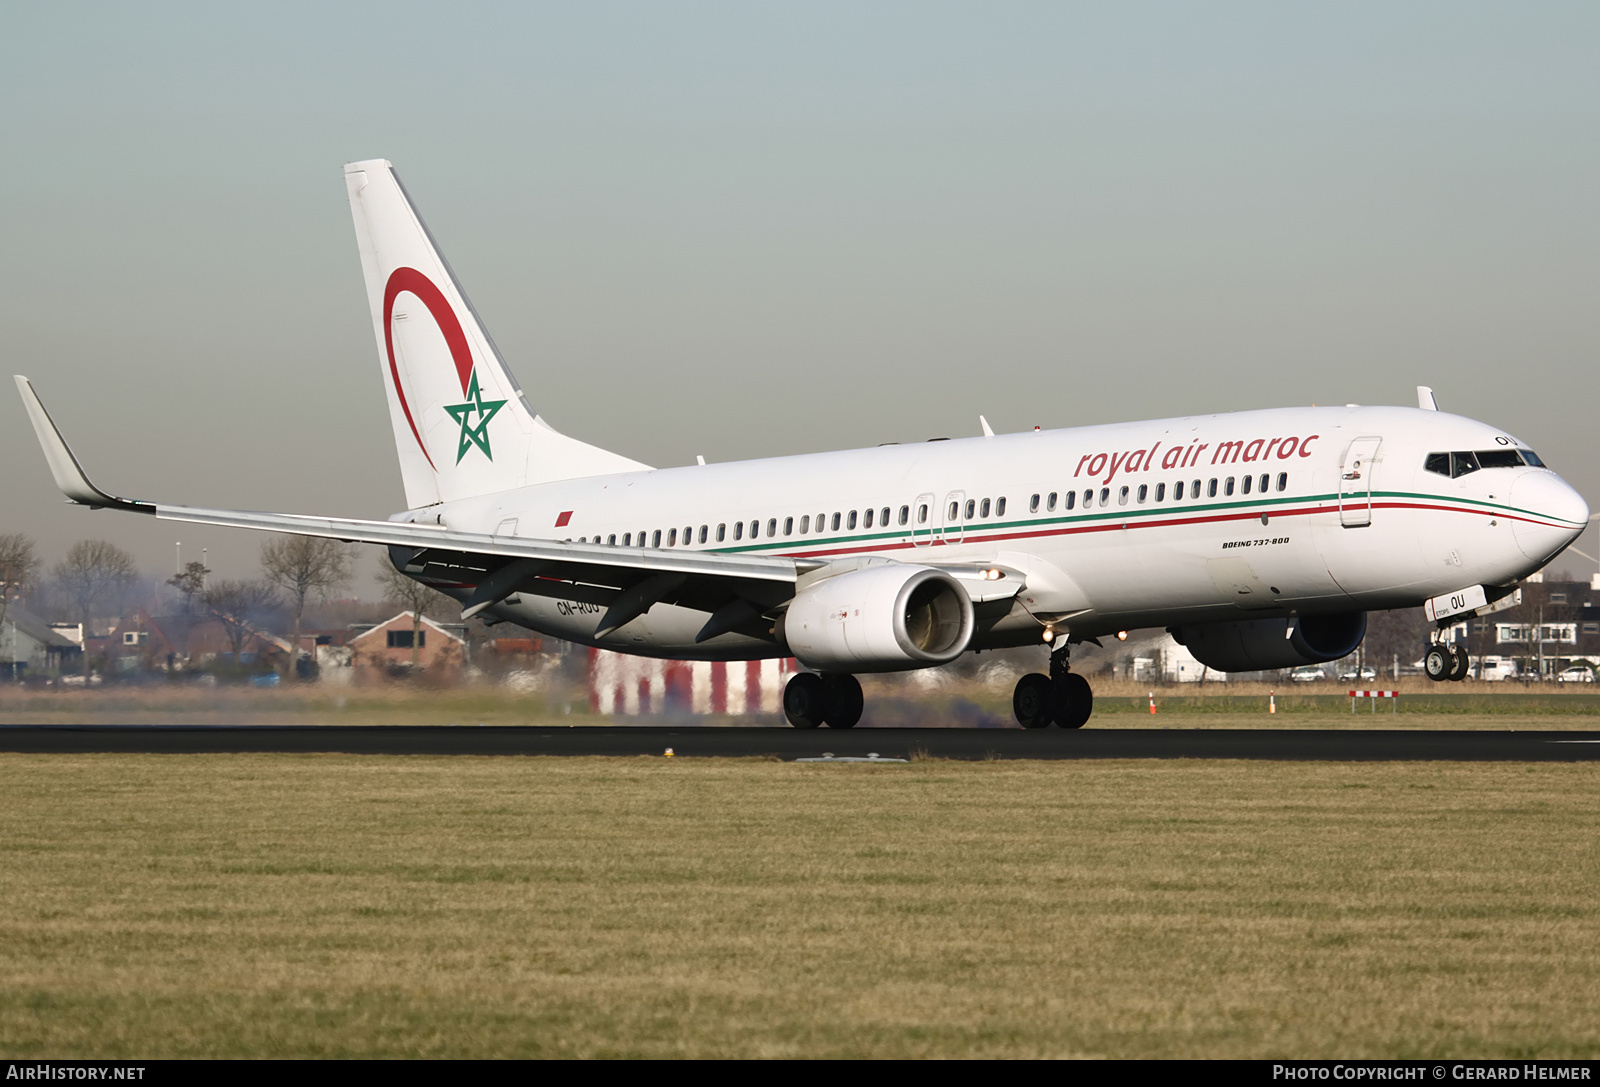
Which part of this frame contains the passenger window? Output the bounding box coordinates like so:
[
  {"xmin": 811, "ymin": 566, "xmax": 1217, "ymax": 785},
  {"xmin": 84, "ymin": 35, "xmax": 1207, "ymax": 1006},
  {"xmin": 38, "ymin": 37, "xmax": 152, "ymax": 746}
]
[
  {"xmin": 668, "ymin": 528, "xmax": 677, "ymax": 547},
  {"xmin": 1277, "ymin": 472, "xmax": 1287, "ymax": 492},
  {"xmin": 881, "ymin": 507, "xmax": 890, "ymax": 527},
  {"xmin": 899, "ymin": 505, "xmax": 909, "ymax": 526},
  {"xmin": 965, "ymin": 499, "xmax": 976, "ymax": 519},
  {"xmin": 1099, "ymin": 487, "xmax": 1110, "ymax": 507},
  {"xmin": 799, "ymin": 515, "xmax": 809, "ymax": 534},
  {"xmin": 1192, "ymin": 479, "xmax": 1201, "ymax": 498},
  {"xmin": 1259, "ymin": 474, "xmax": 1269, "ymax": 493},
  {"xmin": 652, "ymin": 530, "xmax": 662, "ymax": 547},
  {"xmin": 766, "ymin": 518, "xmax": 777, "ymax": 537},
  {"xmin": 750, "ymin": 520, "xmax": 759, "ymax": 538},
  {"xmin": 1424, "ymin": 452, "xmax": 1451, "ymax": 476},
  {"xmin": 996, "ymin": 497, "xmax": 1006, "ymax": 516},
  {"xmin": 608, "ymin": 534, "xmax": 617, "ymax": 545},
  {"xmin": 1118, "ymin": 486, "xmax": 1129, "ymax": 506},
  {"xmin": 1208, "ymin": 479, "xmax": 1218, "ymax": 498},
  {"xmin": 1064, "ymin": 491, "xmax": 1075, "ymax": 510},
  {"xmin": 1155, "ymin": 483, "xmax": 1165, "ymax": 502},
  {"xmin": 1030, "ymin": 493, "xmax": 1040, "ymax": 513},
  {"xmin": 699, "ymin": 525, "xmax": 708, "ymax": 544},
  {"xmin": 684, "ymin": 526, "xmax": 692, "ymax": 544},
  {"xmin": 717, "ymin": 524, "xmax": 726, "ymax": 542},
  {"xmin": 784, "ymin": 517, "xmax": 794, "ymax": 536},
  {"xmin": 1083, "ymin": 489, "xmax": 1093, "ymax": 508},
  {"xmin": 1137, "ymin": 484, "xmax": 1148, "ymax": 503},
  {"xmin": 832, "ymin": 513, "xmax": 841, "ymax": 531},
  {"xmin": 733, "ymin": 522, "xmax": 743, "ymax": 541},
  {"xmin": 864, "ymin": 509, "xmax": 875, "ymax": 529},
  {"xmin": 849, "ymin": 510, "xmax": 859, "ymax": 530},
  {"xmin": 947, "ymin": 502, "xmax": 957, "ymax": 521},
  {"xmin": 624, "ymin": 532, "xmax": 632, "ymax": 546},
  {"xmin": 918, "ymin": 504, "xmax": 928, "ymax": 524},
  {"xmin": 1047, "ymin": 492, "xmax": 1058, "ymax": 511},
  {"xmin": 1173, "ymin": 481, "xmax": 1184, "ymax": 500},
  {"xmin": 1225, "ymin": 477, "xmax": 1235, "ymax": 496},
  {"xmin": 1241, "ymin": 475, "xmax": 1252, "ymax": 495},
  {"xmin": 979, "ymin": 499, "xmax": 990, "ymax": 518}
]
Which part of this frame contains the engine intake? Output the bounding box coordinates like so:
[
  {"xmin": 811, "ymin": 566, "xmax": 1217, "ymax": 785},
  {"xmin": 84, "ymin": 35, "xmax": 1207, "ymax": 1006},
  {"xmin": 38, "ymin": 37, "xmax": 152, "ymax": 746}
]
[
  {"xmin": 783, "ymin": 564, "xmax": 974, "ymax": 672},
  {"xmin": 1171, "ymin": 612, "xmax": 1367, "ymax": 673}
]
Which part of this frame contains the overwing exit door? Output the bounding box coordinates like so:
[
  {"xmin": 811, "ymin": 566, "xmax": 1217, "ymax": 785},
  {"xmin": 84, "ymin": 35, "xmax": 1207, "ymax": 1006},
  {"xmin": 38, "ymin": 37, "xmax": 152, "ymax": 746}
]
[{"xmin": 1338, "ymin": 436, "xmax": 1382, "ymax": 527}]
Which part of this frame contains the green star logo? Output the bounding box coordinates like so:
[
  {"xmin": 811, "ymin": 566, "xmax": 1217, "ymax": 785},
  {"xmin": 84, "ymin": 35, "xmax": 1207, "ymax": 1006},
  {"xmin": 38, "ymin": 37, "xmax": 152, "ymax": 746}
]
[{"xmin": 443, "ymin": 370, "xmax": 507, "ymax": 464}]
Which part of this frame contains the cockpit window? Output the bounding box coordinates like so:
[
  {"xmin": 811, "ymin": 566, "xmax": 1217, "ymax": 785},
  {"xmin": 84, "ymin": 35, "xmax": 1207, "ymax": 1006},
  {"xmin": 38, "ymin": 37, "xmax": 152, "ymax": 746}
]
[{"xmin": 1426, "ymin": 448, "xmax": 1545, "ymax": 474}]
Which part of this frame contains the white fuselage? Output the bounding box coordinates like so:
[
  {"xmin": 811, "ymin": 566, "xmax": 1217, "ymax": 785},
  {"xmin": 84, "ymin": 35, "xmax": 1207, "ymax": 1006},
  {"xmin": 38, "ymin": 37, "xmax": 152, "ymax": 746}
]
[{"xmin": 417, "ymin": 404, "xmax": 1588, "ymax": 662}]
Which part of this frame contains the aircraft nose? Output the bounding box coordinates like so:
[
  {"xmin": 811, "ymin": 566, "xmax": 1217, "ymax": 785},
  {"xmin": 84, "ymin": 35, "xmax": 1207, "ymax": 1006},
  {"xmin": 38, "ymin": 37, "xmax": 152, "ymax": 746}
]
[{"xmin": 1509, "ymin": 471, "xmax": 1590, "ymax": 563}]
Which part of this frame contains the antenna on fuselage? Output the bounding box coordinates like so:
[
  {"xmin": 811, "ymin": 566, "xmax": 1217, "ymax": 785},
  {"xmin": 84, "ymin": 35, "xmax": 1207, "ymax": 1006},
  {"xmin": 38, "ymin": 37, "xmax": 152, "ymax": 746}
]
[{"xmin": 1417, "ymin": 386, "xmax": 1440, "ymax": 411}]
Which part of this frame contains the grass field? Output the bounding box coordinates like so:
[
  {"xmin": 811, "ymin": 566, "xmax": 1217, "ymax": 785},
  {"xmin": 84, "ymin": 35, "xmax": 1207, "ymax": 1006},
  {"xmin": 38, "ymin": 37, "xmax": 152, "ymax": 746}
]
[{"xmin": 2, "ymin": 754, "xmax": 1598, "ymax": 1058}]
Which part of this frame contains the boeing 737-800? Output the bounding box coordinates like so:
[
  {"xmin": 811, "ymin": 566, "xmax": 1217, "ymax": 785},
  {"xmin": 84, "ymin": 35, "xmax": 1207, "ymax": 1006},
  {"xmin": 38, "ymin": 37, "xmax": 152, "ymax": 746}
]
[{"xmin": 15, "ymin": 160, "xmax": 1590, "ymax": 727}]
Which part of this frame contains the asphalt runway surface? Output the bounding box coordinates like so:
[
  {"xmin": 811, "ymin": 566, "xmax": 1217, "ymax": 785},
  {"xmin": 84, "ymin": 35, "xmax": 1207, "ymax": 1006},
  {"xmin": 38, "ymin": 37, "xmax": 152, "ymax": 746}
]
[{"xmin": 2, "ymin": 725, "xmax": 1599, "ymax": 761}]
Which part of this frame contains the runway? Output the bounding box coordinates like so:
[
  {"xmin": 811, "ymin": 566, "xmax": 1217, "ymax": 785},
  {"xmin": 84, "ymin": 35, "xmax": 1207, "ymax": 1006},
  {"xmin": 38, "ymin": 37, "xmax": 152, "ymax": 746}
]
[{"xmin": 2, "ymin": 725, "xmax": 1598, "ymax": 760}]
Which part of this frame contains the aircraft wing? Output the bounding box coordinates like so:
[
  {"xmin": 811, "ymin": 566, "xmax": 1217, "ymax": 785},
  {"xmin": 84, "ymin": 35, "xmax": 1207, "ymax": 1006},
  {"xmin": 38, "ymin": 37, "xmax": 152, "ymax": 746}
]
[{"xmin": 15, "ymin": 376, "xmax": 814, "ymax": 632}]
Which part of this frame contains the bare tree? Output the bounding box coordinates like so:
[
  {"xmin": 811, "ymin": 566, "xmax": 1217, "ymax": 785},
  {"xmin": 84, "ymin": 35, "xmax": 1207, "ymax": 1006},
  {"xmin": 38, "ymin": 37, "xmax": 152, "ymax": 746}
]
[
  {"xmin": 53, "ymin": 540, "xmax": 138, "ymax": 672},
  {"xmin": 204, "ymin": 579, "xmax": 281, "ymax": 667},
  {"xmin": 165, "ymin": 560, "xmax": 210, "ymax": 664},
  {"xmin": 0, "ymin": 533, "xmax": 40, "ymax": 631},
  {"xmin": 260, "ymin": 536, "xmax": 353, "ymax": 680},
  {"xmin": 0, "ymin": 534, "xmax": 40, "ymax": 678},
  {"xmin": 376, "ymin": 560, "xmax": 453, "ymax": 669}
]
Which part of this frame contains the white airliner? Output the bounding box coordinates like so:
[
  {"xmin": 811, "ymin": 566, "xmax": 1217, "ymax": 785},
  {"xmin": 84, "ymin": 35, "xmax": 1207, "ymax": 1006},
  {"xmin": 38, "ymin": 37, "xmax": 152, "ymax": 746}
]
[{"xmin": 15, "ymin": 160, "xmax": 1590, "ymax": 728}]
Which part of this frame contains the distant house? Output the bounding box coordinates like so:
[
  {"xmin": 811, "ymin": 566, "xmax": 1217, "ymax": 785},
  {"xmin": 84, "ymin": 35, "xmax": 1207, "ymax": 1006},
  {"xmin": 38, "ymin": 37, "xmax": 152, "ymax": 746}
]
[
  {"xmin": 1, "ymin": 606, "xmax": 80, "ymax": 678},
  {"xmin": 348, "ymin": 613, "xmax": 469, "ymax": 683},
  {"xmin": 97, "ymin": 610, "xmax": 290, "ymax": 676}
]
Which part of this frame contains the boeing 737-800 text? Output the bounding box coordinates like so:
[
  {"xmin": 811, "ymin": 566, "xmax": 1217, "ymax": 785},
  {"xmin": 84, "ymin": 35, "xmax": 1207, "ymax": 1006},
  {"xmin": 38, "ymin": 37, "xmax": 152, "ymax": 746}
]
[{"xmin": 15, "ymin": 160, "xmax": 1589, "ymax": 727}]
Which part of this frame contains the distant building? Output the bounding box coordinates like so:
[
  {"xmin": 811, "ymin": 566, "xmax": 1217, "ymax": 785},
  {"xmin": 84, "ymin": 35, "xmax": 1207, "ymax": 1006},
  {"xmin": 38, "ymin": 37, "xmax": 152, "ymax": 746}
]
[
  {"xmin": 1, "ymin": 606, "xmax": 80, "ymax": 678},
  {"xmin": 348, "ymin": 613, "xmax": 469, "ymax": 683},
  {"xmin": 1443, "ymin": 576, "xmax": 1600, "ymax": 680}
]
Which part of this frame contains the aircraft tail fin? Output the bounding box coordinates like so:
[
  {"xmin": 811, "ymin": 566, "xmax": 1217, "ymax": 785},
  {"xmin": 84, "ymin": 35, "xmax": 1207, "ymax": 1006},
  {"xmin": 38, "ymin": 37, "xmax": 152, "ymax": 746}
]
[{"xmin": 344, "ymin": 160, "xmax": 649, "ymax": 509}]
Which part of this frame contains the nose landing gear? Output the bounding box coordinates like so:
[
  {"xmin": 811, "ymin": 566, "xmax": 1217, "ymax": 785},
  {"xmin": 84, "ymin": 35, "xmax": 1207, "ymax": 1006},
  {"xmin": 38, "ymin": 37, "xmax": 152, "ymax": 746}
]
[
  {"xmin": 1423, "ymin": 642, "xmax": 1470, "ymax": 682},
  {"xmin": 1012, "ymin": 643, "xmax": 1094, "ymax": 728}
]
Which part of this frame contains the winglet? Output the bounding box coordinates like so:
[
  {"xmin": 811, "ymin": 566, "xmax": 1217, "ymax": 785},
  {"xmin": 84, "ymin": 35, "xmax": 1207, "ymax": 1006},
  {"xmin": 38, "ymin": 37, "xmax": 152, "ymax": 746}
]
[{"xmin": 13, "ymin": 376, "xmax": 154, "ymax": 513}]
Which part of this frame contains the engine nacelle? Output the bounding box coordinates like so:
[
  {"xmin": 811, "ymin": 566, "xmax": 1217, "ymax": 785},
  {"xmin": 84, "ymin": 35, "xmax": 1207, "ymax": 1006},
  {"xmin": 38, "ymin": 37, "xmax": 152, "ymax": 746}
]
[
  {"xmin": 782, "ymin": 564, "xmax": 975, "ymax": 672},
  {"xmin": 1171, "ymin": 612, "xmax": 1367, "ymax": 673}
]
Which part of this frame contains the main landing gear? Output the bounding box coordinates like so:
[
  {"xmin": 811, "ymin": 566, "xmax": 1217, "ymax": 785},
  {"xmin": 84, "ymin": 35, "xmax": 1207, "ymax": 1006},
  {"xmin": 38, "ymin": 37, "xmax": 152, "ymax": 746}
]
[
  {"xmin": 783, "ymin": 672, "xmax": 865, "ymax": 729},
  {"xmin": 1423, "ymin": 642, "xmax": 1470, "ymax": 683},
  {"xmin": 1013, "ymin": 644, "xmax": 1094, "ymax": 729}
]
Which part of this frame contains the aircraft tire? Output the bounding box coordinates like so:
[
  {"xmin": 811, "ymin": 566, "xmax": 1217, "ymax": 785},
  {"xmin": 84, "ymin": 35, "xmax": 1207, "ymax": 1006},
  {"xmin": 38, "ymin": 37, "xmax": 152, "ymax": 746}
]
[
  {"xmin": 1013, "ymin": 673, "xmax": 1055, "ymax": 728},
  {"xmin": 1448, "ymin": 645, "xmax": 1471, "ymax": 682},
  {"xmin": 1423, "ymin": 645, "xmax": 1452, "ymax": 682},
  {"xmin": 783, "ymin": 672, "xmax": 828, "ymax": 729},
  {"xmin": 1055, "ymin": 672, "xmax": 1093, "ymax": 729},
  {"xmin": 821, "ymin": 673, "xmax": 864, "ymax": 728}
]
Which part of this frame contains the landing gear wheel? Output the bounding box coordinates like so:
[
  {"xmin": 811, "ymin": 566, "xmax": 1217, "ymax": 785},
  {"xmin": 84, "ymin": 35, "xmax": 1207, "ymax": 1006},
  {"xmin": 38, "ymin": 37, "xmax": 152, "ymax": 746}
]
[
  {"xmin": 783, "ymin": 673, "xmax": 828, "ymax": 728},
  {"xmin": 1013, "ymin": 673, "xmax": 1056, "ymax": 729},
  {"xmin": 1423, "ymin": 645, "xmax": 1452, "ymax": 682},
  {"xmin": 821, "ymin": 674, "xmax": 864, "ymax": 728},
  {"xmin": 1055, "ymin": 672, "xmax": 1093, "ymax": 729},
  {"xmin": 1447, "ymin": 645, "xmax": 1471, "ymax": 682}
]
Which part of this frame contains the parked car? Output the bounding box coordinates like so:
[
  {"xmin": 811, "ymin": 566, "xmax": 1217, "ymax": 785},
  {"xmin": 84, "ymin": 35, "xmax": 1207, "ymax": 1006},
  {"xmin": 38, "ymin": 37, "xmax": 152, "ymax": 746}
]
[
  {"xmin": 1557, "ymin": 666, "xmax": 1594, "ymax": 684},
  {"xmin": 1289, "ymin": 667, "xmax": 1327, "ymax": 683},
  {"xmin": 1339, "ymin": 668, "xmax": 1378, "ymax": 681}
]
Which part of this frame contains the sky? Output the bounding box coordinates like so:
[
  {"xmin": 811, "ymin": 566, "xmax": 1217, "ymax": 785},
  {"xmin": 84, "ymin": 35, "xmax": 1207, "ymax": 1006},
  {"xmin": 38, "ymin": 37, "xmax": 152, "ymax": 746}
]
[{"xmin": 2, "ymin": 2, "xmax": 1597, "ymax": 593}]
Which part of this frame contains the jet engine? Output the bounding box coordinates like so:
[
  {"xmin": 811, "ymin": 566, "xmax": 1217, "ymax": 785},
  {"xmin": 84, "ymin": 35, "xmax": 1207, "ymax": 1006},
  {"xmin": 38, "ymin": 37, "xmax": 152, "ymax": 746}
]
[
  {"xmin": 782, "ymin": 564, "xmax": 975, "ymax": 672},
  {"xmin": 1170, "ymin": 612, "xmax": 1367, "ymax": 673}
]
